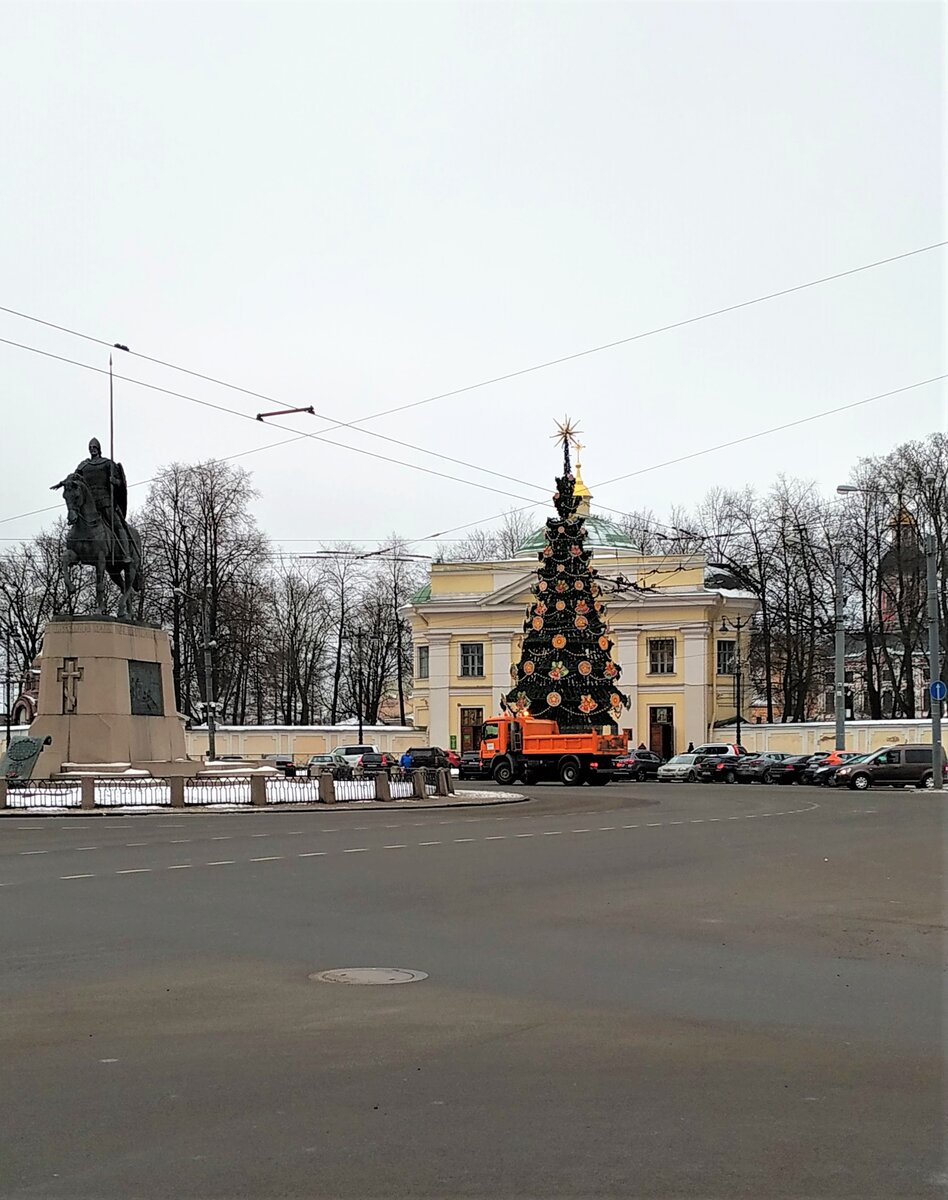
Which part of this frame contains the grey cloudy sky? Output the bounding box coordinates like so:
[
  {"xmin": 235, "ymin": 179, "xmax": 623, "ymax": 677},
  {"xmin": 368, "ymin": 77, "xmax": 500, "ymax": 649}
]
[{"xmin": 2, "ymin": 1, "xmax": 945, "ymax": 553}]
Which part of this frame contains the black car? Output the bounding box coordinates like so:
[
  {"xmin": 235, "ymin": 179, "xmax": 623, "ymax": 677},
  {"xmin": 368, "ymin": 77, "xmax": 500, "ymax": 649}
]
[
  {"xmin": 612, "ymin": 750, "xmax": 663, "ymax": 781},
  {"xmin": 458, "ymin": 751, "xmax": 491, "ymax": 781},
  {"xmin": 696, "ymin": 754, "xmax": 739, "ymax": 784},
  {"xmin": 406, "ymin": 746, "xmax": 450, "ymax": 769},
  {"xmin": 765, "ymin": 754, "xmax": 813, "ymax": 785},
  {"xmin": 733, "ymin": 752, "xmax": 793, "ymax": 784},
  {"xmin": 809, "ymin": 754, "xmax": 871, "ymax": 787},
  {"xmin": 799, "ymin": 753, "xmax": 854, "ymax": 786},
  {"xmin": 358, "ymin": 752, "xmax": 396, "ymax": 775}
]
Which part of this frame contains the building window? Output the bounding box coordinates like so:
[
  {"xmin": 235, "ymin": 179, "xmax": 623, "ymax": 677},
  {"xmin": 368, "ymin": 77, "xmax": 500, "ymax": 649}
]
[
  {"xmin": 459, "ymin": 643, "xmax": 484, "ymax": 677},
  {"xmin": 417, "ymin": 645, "xmax": 429, "ymax": 680},
  {"xmin": 716, "ymin": 640, "xmax": 737, "ymax": 676},
  {"xmin": 648, "ymin": 638, "xmax": 675, "ymax": 675}
]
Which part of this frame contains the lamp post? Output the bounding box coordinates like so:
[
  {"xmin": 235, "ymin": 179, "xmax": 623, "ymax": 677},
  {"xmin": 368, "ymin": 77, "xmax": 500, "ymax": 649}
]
[
  {"xmin": 173, "ymin": 586, "xmax": 218, "ymax": 760},
  {"xmin": 838, "ymin": 482, "xmax": 942, "ymax": 789},
  {"xmin": 719, "ymin": 615, "xmax": 751, "ymax": 749}
]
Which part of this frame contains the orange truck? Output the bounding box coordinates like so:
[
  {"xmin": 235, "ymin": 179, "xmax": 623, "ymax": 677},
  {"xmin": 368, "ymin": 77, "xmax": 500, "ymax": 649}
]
[{"xmin": 478, "ymin": 715, "xmax": 627, "ymax": 786}]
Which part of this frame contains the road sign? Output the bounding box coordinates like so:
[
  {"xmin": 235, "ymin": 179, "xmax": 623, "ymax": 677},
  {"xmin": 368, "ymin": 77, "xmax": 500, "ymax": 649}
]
[{"xmin": 930, "ymin": 680, "xmax": 947, "ymax": 702}]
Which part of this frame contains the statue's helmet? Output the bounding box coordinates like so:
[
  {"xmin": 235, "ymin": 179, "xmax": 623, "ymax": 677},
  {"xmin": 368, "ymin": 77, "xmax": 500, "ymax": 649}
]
[{"xmin": 88, "ymin": 438, "xmax": 102, "ymax": 456}]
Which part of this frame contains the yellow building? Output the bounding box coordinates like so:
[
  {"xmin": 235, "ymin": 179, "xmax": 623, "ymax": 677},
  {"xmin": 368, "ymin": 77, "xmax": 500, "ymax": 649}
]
[{"xmin": 407, "ymin": 471, "xmax": 757, "ymax": 756}]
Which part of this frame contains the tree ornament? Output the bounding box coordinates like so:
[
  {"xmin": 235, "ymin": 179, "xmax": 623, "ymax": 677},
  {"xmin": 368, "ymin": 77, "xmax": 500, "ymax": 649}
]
[
  {"xmin": 578, "ymin": 694, "xmax": 597, "ymax": 714},
  {"xmin": 578, "ymin": 660, "xmax": 592, "ymax": 676},
  {"xmin": 548, "ymin": 660, "xmax": 568, "ymax": 681},
  {"xmin": 538, "ymin": 580, "xmax": 548, "ymax": 592},
  {"xmin": 531, "ymin": 616, "xmax": 544, "ymax": 631},
  {"xmin": 569, "ymin": 545, "xmax": 581, "ymax": 557},
  {"xmin": 604, "ymin": 661, "xmax": 618, "ymax": 678},
  {"xmin": 574, "ymin": 615, "xmax": 588, "ymax": 630},
  {"xmin": 598, "ymin": 635, "xmax": 610, "ymax": 651},
  {"xmin": 552, "ymin": 634, "xmax": 567, "ymax": 649},
  {"xmin": 575, "ymin": 599, "xmax": 590, "ymax": 615},
  {"xmin": 555, "ymin": 600, "xmax": 566, "ymax": 611},
  {"xmin": 555, "ymin": 580, "xmax": 568, "ymax": 593},
  {"xmin": 522, "ymin": 661, "xmax": 535, "ymax": 675},
  {"xmin": 546, "ymin": 691, "xmax": 562, "ymax": 707},
  {"xmin": 574, "ymin": 580, "xmax": 584, "ymax": 590}
]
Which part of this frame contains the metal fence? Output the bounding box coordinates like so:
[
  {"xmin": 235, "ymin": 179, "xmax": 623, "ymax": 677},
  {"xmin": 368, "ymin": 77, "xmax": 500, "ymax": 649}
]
[
  {"xmin": 4, "ymin": 781, "xmax": 82, "ymax": 809},
  {"xmin": 423, "ymin": 768, "xmax": 440, "ymax": 796},
  {"xmin": 92, "ymin": 778, "xmax": 172, "ymax": 807},
  {"xmin": 390, "ymin": 779, "xmax": 414, "ymax": 800},
  {"xmin": 183, "ymin": 775, "xmax": 253, "ymax": 806},
  {"xmin": 333, "ymin": 778, "xmax": 377, "ymax": 803},
  {"xmin": 264, "ymin": 776, "xmax": 321, "ymax": 804}
]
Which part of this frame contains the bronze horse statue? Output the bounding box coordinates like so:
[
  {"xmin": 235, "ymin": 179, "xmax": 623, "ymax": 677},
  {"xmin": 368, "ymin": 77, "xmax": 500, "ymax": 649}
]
[{"xmin": 58, "ymin": 472, "xmax": 143, "ymax": 620}]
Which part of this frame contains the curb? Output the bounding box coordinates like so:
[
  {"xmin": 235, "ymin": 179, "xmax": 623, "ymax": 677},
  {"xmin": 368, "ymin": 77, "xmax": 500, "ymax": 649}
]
[{"xmin": 0, "ymin": 792, "xmax": 529, "ymax": 817}]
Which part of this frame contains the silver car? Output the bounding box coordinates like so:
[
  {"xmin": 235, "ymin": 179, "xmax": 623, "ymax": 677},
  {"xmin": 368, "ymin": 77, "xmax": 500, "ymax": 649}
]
[{"xmin": 657, "ymin": 753, "xmax": 702, "ymax": 783}]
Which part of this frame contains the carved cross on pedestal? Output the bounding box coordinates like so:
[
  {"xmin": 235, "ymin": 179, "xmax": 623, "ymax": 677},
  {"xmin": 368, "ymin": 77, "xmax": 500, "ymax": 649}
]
[{"xmin": 57, "ymin": 657, "xmax": 84, "ymax": 714}]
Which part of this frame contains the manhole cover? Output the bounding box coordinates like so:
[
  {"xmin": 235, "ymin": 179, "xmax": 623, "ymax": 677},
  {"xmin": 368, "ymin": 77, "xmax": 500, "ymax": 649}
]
[{"xmin": 309, "ymin": 967, "xmax": 428, "ymax": 985}]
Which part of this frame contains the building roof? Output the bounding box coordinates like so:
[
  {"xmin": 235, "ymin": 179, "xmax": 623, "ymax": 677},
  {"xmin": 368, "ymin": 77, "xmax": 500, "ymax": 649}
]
[{"xmin": 514, "ymin": 512, "xmax": 636, "ymax": 558}]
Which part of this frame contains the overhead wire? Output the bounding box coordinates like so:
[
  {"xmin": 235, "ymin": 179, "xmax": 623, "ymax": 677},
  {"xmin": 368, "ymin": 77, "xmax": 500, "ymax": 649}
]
[{"xmin": 2, "ymin": 237, "xmax": 943, "ymax": 427}]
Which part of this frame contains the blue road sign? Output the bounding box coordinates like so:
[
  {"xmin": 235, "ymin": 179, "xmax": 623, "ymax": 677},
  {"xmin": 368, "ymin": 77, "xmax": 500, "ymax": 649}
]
[{"xmin": 930, "ymin": 680, "xmax": 947, "ymax": 702}]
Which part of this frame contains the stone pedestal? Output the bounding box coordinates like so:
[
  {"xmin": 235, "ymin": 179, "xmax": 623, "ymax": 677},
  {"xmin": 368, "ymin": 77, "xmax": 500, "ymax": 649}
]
[{"xmin": 28, "ymin": 618, "xmax": 188, "ymax": 778}]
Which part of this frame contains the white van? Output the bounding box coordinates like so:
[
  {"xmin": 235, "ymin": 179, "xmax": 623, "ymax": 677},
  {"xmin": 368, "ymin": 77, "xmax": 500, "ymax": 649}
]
[{"xmin": 331, "ymin": 744, "xmax": 380, "ymax": 766}]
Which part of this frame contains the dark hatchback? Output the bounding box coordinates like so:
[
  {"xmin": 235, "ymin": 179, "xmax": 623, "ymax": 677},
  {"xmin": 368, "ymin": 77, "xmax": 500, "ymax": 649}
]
[
  {"xmin": 696, "ymin": 755, "xmax": 739, "ymax": 784},
  {"xmin": 613, "ymin": 750, "xmax": 663, "ymax": 781},
  {"xmin": 733, "ymin": 752, "xmax": 794, "ymax": 784},
  {"xmin": 359, "ymin": 752, "xmax": 397, "ymax": 774},
  {"xmin": 765, "ymin": 754, "xmax": 815, "ymax": 785},
  {"xmin": 458, "ymin": 751, "xmax": 491, "ymax": 781}
]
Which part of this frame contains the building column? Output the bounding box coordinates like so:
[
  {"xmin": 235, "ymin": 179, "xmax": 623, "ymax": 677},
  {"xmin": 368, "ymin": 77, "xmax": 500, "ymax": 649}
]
[
  {"xmin": 427, "ymin": 632, "xmax": 452, "ymax": 748},
  {"xmin": 489, "ymin": 631, "xmax": 513, "ymax": 710},
  {"xmin": 682, "ymin": 623, "xmax": 709, "ymax": 748},
  {"xmin": 614, "ymin": 623, "xmax": 640, "ymax": 742}
]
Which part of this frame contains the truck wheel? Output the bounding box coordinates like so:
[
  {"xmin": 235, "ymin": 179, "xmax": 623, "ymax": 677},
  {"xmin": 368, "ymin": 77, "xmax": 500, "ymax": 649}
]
[
  {"xmin": 492, "ymin": 758, "xmax": 514, "ymax": 786},
  {"xmin": 559, "ymin": 758, "xmax": 582, "ymax": 786}
]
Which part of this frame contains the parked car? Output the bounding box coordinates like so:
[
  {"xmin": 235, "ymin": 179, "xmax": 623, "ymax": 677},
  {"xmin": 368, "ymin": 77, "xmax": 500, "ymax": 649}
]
[
  {"xmin": 657, "ymin": 753, "xmax": 703, "ymax": 783},
  {"xmin": 307, "ymin": 753, "xmax": 350, "ymax": 779},
  {"xmin": 834, "ymin": 744, "xmax": 947, "ymax": 791},
  {"xmin": 261, "ymin": 753, "xmax": 298, "ymax": 777},
  {"xmin": 800, "ymin": 751, "xmax": 860, "ymax": 786},
  {"xmin": 331, "ymin": 744, "xmax": 380, "ymax": 767},
  {"xmin": 458, "ymin": 750, "xmax": 491, "ymax": 781},
  {"xmin": 809, "ymin": 753, "xmax": 870, "ymax": 787},
  {"xmin": 692, "ymin": 742, "xmax": 748, "ymax": 758},
  {"xmin": 696, "ymin": 754, "xmax": 740, "ymax": 784},
  {"xmin": 358, "ymin": 752, "xmax": 397, "ymax": 774},
  {"xmin": 444, "ymin": 749, "xmax": 461, "ymax": 770},
  {"xmin": 733, "ymin": 752, "xmax": 794, "ymax": 784},
  {"xmin": 613, "ymin": 749, "xmax": 663, "ymax": 781},
  {"xmin": 766, "ymin": 754, "xmax": 816, "ymax": 785},
  {"xmin": 406, "ymin": 746, "xmax": 451, "ymax": 768}
]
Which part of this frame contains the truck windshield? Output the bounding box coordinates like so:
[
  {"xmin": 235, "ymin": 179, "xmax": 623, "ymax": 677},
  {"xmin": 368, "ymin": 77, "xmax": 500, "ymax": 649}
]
[{"xmin": 481, "ymin": 723, "xmax": 499, "ymax": 739}]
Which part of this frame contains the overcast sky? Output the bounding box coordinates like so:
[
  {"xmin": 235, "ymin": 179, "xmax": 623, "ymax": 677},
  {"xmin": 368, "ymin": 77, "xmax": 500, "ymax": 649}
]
[{"xmin": 2, "ymin": 1, "xmax": 945, "ymax": 555}]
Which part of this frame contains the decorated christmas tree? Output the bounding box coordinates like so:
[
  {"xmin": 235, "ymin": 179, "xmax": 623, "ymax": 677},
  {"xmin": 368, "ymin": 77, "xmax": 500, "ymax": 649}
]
[{"xmin": 504, "ymin": 420, "xmax": 629, "ymax": 732}]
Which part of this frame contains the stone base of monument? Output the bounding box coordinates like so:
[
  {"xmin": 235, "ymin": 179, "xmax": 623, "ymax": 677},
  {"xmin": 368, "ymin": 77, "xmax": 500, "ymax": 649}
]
[{"xmin": 27, "ymin": 617, "xmax": 189, "ymax": 779}]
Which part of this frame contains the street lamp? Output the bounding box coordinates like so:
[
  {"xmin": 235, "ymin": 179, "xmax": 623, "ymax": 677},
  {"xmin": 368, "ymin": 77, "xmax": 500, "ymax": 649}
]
[
  {"xmin": 719, "ymin": 615, "xmax": 751, "ymax": 749},
  {"xmin": 173, "ymin": 586, "xmax": 219, "ymax": 761},
  {"xmin": 837, "ymin": 481, "xmax": 943, "ymax": 789}
]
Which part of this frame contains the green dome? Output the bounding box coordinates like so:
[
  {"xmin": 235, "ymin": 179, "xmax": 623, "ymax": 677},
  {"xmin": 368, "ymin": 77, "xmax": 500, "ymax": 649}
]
[{"xmin": 514, "ymin": 513, "xmax": 635, "ymax": 558}]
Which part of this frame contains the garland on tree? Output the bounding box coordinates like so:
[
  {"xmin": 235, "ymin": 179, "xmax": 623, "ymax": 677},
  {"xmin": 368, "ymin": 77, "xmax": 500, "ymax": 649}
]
[{"xmin": 504, "ymin": 430, "xmax": 629, "ymax": 732}]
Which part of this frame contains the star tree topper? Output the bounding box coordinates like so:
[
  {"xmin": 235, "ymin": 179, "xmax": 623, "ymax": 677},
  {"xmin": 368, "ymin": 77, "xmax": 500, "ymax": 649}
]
[{"xmin": 551, "ymin": 416, "xmax": 582, "ymax": 472}]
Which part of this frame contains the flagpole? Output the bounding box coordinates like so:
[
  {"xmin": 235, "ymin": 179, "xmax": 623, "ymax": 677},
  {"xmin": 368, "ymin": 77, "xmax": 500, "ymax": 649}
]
[{"xmin": 109, "ymin": 352, "xmax": 115, "ymax": 559}]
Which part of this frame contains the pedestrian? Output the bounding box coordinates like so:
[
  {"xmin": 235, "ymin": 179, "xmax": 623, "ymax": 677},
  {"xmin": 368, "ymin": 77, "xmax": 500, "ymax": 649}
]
[
  {"xmin": 399, "ymin": 750, "xmax": 412, "ymax": 771},
  {"xmin": 687, "ymin": 741, "xmax": 695, "ymax": 753}
]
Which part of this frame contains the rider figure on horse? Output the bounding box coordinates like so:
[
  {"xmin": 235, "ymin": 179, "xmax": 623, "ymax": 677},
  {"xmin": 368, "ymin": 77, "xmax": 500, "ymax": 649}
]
[{"xmin": 52, "ymin": 438, "xmax": 131, "ymax": 564}]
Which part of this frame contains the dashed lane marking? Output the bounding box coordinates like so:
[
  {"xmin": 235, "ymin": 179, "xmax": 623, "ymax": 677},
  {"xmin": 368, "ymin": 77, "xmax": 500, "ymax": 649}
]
[
  {"xmin": 115, "ymin": 868, "xmax": 151, "ymax": 874},
  {"xmin": 298, "ymin": 851, "xmax": 327, "ymax": 857},
  {"xmin": 61, "ymin": 874, "xmax": 94, "ymax": 880},
  {"xmin": 19, "ymin": 851, "xmax": 48, "ymax": 855},
  {"xmin": 384, "ymin": 844, "xmax": 407, "ymax": 849},
  {"xmin": 250, "ymin": 856, "xmax": 282, "ymax": 862},
  {"xmin": 453, "ymin": 838, "xmax": 475, "ymax": 843},
  {"xmin": 167, "ymin": 864, "xmax": 192, "ymax": 870},
  {"xmin": 418, "ymin": 841, "xmax": 442, "ymax": 846},
  {"xmin": 342, "ymin": 848, "xmax": 368, "ymax": 854},
  {"xmin": 207, "ymin": 860, "xmax": 235, "ymax": 866}
]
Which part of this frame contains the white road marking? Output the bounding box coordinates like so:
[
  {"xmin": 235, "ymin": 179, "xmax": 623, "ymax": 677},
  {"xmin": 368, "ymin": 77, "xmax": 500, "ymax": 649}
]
[
  {"xmin": 668, "ymin": 821, "xmax": 684, "ymax": 825},
  {"xmin": 515, "ymin": 833, "xmax": 534, "ymax": 838},
  {"xmin": 543, "ymin": 831, "xmax": 562, "ymax": 836},
  {"xmin": 211, "ymin": 836, "xmax": 231, "ymax": 841},
  {"xmin": 598, "ymin": 826, "xmax": 616, "ymax": 831},
  {"xmin": 167, "ymin": 864, "xmax": 192, "ymax": 870},
  {"xmin": 20, "ymin": 850, "xmax": 48, "ymax": 855},
  {"xmin": 485, "ymin": 835, "xmax": 506, "ymax": 840},
  {"xmin": 61, "ymin": 874, "xmax": 95, "ymax": 880},
  {"xmin": 690, "ymin": 820, "xmax": 705, "ymax": 824},
  {"xmin": 75, "ymin": 846, "xmax": 98, "ymax": 851},
  {"xmin": 646, "ymin": 823, "xmax": 662, "ymax": 827},
  {"xmin": 343, "ymin": 848, "xmax": 368, "ymax": 853},
  {"xmin": 299, "ymin": 851, "xmax": 327, "ymax": 857},
  {"xmin": 453, "ymin": 838, "xmax": 475, "ymax": 843},
  {"xmin": 171, "ymin": 839, "xmax": 191, "ymax": 844},
  {"xmin": 250, "ymin": 856, "xmax": 282, "ymax": 862},
  {"xmin": 125, "ymin": 842, "xmax": 147, "ymax": 846},
  {"xmin": 251, "ymin": 833, "xmax": 269, "ymax": 838},
  {"xmin": 571, "ymin": 829, "xmax": 591, "ymax": 833},
  {"xmin": 116, "ymin": 868, "xmax": 151, "ymax": 874},
  {"xmin": 418, "ymin": 841, "xmax": 441, "ymax": 846},
  {"xmin": 207, "ymin": 860, "xmax": 235, "ymax": 866},
  {"xmin": 384, "ymin": 844, "xmax": 407, "ymax": 849}
]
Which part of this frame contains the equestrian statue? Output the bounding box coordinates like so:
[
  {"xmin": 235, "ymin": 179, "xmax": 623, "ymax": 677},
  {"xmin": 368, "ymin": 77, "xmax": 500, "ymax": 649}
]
[{"xmin": 51, "ymin": 438, "xmax": 143, "ymax": 620}]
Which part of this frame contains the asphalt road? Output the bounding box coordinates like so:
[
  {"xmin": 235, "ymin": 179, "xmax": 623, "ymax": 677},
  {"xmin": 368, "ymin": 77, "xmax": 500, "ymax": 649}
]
[{"xmin": 0, "ymin": 781, "xmax": 943, "ymax": 1199}]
